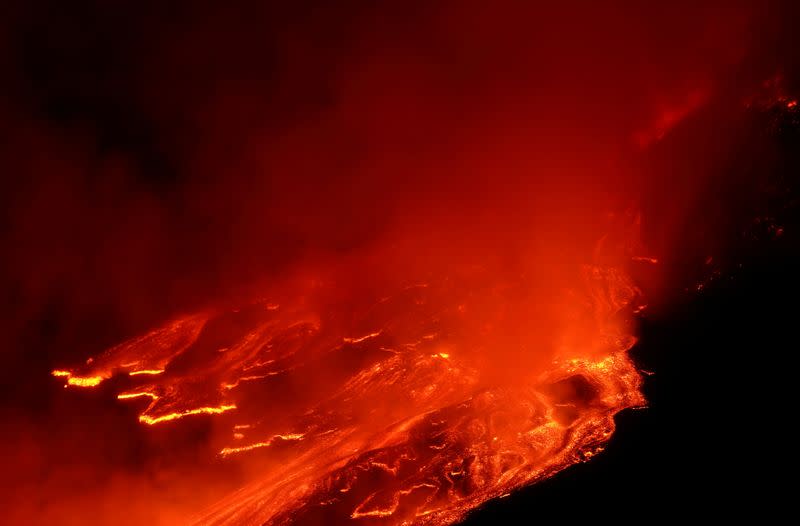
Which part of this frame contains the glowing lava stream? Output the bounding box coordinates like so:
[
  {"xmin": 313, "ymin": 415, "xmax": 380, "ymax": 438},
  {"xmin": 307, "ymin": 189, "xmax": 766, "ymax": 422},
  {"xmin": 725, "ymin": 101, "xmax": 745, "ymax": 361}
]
[
  {"xmin": 51, "ymin": 265, "xmax": 645, "ymax": 525},
  {"xmin": 138, "ymin": 405, "xmax": 237, "ymax": 425}
]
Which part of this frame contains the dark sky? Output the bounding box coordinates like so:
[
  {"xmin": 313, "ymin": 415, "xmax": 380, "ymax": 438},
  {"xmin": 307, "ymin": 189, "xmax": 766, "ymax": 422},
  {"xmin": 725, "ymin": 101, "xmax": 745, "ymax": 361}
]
[{"xmin": 2, "ymin": 0, "xmax": 789, "ymax": 341}]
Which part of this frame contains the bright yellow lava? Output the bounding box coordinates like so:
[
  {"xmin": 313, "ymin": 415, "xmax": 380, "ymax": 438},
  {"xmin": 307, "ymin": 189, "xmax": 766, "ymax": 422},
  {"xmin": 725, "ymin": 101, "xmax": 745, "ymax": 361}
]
[
  {"xmin": 128, "ymin": 369, "xmax": 165, "ymax": 376},
  {"xmin": 51, "ymin": 370, "xmax": 105, "ymax": 387},
  {"xmin": 138, "ymin": 404, "xmax": 237, "ymax": 425},
  {"xmin": 117, "ymin": 392, "xmax": 159, "ymax": 400},
  {"xmin": 67, "ymin": 376, "xmax": 104, "ymax": 387}
]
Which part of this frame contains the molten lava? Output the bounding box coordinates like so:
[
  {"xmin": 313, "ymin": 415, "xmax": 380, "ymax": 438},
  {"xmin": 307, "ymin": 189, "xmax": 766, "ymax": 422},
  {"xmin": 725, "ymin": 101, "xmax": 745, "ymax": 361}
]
[{"xmin": 52, "ymin": 262, "xmax": 644, "ymax": 525}]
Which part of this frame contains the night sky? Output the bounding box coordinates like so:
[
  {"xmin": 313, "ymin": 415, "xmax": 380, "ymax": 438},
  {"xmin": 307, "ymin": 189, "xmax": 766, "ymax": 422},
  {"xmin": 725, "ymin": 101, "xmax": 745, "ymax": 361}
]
[{"xmin": 1, "ymin": 1, "xmax": 798, "ymax": 524}]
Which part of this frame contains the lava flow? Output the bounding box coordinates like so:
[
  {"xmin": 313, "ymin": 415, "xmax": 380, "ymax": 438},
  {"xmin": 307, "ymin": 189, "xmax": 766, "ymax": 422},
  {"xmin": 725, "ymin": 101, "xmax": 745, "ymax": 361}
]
[{"xmin": 52, "ymin": 259, "xmax": 645, "ymax": 525}]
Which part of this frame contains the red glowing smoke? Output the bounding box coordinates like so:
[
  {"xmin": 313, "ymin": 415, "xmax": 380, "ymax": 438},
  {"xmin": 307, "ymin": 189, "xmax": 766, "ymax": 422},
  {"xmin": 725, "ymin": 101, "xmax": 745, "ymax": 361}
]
[{"xmin": 0, "ymin": 1, "xmax": 795, "ymax": 524}]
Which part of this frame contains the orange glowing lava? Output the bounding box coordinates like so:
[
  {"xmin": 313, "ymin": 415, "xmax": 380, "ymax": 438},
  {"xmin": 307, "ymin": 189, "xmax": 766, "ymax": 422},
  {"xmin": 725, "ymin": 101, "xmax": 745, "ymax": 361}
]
[
  {"xmin": 128, "ymin": 369, "xmax": 165, "ymax": 376},
  {"xmin": 52, "ymin": 370, "xmax": 106, "ymax": 387},
  {"xmin": 51, "ymin": 261, "xmax": 645, "ymax": 525},
  {"xmin": 138, "ymin": 405, "xmax": 237, "ymax": 425}
]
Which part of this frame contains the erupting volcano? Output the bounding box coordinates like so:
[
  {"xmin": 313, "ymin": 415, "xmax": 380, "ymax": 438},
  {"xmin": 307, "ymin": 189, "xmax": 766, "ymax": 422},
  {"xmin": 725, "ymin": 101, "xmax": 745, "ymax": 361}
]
[{"xmin": 2, "ymin": 1, "xmax": 799, "ymax": 525}]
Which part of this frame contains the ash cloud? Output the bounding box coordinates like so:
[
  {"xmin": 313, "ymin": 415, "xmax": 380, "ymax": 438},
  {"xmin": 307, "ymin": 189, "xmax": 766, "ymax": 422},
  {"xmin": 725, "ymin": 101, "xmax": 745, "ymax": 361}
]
[{"xmin": 0, "ymin": 1, "xmax": 794, "ymax": 523}]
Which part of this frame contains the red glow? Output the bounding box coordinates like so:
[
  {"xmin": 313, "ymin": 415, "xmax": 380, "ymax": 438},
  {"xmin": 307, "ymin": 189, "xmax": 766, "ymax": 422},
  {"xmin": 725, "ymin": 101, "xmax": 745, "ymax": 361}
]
[
  {"xmin": 53, "ymin": 261, "xmax": 644, "ymax": 525},
  {"xmin": 2, "ymin": 2, "xmax": 793, "ymax": 525}
]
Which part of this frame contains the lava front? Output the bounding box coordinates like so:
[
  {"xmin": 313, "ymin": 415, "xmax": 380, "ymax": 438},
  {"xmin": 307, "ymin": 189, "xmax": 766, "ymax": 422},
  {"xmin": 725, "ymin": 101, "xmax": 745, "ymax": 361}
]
[{"xmin": 52, "ymin": 262, "xmax": 644, "ymax": 525}]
